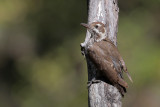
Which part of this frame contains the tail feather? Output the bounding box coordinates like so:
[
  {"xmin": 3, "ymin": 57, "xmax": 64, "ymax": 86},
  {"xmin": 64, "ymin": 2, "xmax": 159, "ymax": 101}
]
[
  {"xmin": 126, "ymin": 72, "xmax": 133, "ymax": 83},
  {"xmin": 115, "ymin": 84, "xmax": 127, "ymax": 97},
  {"xmin": 118, "ymin": 77, "xmax": 128, "ymax": 88}
]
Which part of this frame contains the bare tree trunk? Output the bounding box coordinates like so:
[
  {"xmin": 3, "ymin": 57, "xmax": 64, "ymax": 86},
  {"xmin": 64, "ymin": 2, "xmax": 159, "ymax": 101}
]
[{"xmin": 81, "ymin": 0, "xmax": 122, "ymax": 107}]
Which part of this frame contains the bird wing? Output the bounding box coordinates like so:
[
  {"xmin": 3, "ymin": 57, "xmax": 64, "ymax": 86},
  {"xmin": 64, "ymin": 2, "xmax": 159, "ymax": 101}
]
[
  {"xmin": 87, "ymin": 42, "xmax": 128, "ymax": 88},
  {"xmin": 95, "ymin": 41, "xmax": 124, "ymax": 78},
  {"xmin": 110, "ymin": 56, "xmax": 123, "ymax": 78},
  {"xmin": 101, "ymin": 39, "xmax": 133, "ymax": 83}
]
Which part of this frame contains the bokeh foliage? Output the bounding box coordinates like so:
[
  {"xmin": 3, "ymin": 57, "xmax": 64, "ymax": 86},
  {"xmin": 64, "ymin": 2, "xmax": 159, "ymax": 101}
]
[{"xmin": 0, "ymin": 0, "xmax": 160, "ymax": 107}]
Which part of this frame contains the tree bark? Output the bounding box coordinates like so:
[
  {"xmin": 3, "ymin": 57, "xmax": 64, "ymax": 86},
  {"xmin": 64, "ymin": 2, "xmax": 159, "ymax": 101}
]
[{"xmin": 81, "ymin": 0, "xmax": 122, "ymax": 107}]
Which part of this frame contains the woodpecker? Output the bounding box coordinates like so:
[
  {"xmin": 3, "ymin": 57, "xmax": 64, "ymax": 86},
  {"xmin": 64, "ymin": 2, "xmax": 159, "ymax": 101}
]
[{"xmin": 81, "ymin": 22, "xmax": 133, "ymax": 96}]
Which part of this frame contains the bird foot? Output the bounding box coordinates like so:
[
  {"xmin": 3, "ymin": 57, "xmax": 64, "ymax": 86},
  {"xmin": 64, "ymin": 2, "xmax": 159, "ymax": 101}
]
[
  {"xmin": 87, "ymin": 79, "xmax": 101, "ymax": 88},
  {"xmin": 80, "ymin": 43, "xmax": 85, "ymax": 56}
]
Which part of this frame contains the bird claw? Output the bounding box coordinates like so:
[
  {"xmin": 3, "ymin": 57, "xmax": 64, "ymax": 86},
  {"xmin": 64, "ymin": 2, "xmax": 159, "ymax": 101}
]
[
  {"xmin": 80, "ymin": 44, "xmax": 85, "ymax": 56},
  {"xmin": 87, "ymin": 79, "xmax": 101, "ymax": 88}
]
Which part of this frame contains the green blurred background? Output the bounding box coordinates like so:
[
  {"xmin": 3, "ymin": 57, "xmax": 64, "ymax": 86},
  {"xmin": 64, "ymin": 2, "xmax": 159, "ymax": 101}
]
[{"xmin": 0, "ymin": 0, "xmax": 160, "ymax": 107}]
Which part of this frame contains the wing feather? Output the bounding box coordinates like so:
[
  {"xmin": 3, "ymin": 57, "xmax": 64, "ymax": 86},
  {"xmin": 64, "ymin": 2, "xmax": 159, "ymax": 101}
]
[{"xmin": 87, "ymin": 42, "xmax": 128, "ymax": 88}]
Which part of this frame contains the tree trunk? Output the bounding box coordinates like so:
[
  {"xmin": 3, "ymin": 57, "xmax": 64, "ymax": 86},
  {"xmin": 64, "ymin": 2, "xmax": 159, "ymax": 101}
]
[{"xmin": 81, "ymin": 0, "xmax": 122, "ymax": 107}]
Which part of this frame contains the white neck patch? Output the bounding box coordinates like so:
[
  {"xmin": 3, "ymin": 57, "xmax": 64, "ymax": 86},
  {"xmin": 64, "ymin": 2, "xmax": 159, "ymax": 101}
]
[{"xmin": 93, "ymin": 28, "xmax": 106, "ymax": 42}]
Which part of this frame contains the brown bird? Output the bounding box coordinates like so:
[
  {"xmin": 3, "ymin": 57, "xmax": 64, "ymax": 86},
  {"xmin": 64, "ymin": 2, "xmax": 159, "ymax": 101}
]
[{"xmin": 81, "ymin": 22, "xmax": 133, "ymax": 96}]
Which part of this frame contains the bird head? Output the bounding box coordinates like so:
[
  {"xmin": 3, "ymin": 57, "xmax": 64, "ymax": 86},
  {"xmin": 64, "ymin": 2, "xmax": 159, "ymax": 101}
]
[{"xmin": 81, "ymin": 22, "xmax": 106, "ymax": 42}]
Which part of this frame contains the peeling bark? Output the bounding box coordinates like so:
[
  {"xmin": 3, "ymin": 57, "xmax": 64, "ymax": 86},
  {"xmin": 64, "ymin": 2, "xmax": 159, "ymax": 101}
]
[{"xmin": 81, "ymin": 0, "xmax": 122, "ymax": 107}]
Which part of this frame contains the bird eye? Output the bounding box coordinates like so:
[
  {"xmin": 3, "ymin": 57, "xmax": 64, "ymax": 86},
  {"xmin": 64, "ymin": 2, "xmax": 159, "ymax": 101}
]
[{"xmin": 95, "ymin": 25, "xmax": 98, "ymax": 28}]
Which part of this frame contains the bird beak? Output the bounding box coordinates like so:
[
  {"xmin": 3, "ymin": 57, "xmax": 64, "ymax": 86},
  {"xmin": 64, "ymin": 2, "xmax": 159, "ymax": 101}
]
[
  {"xmin": 80, "ymin": 23, "xmax": 89, "ymax": 28},
  {"xmin": 81, "ymin": 23, "xmax": 94, "ymax": 39}
]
